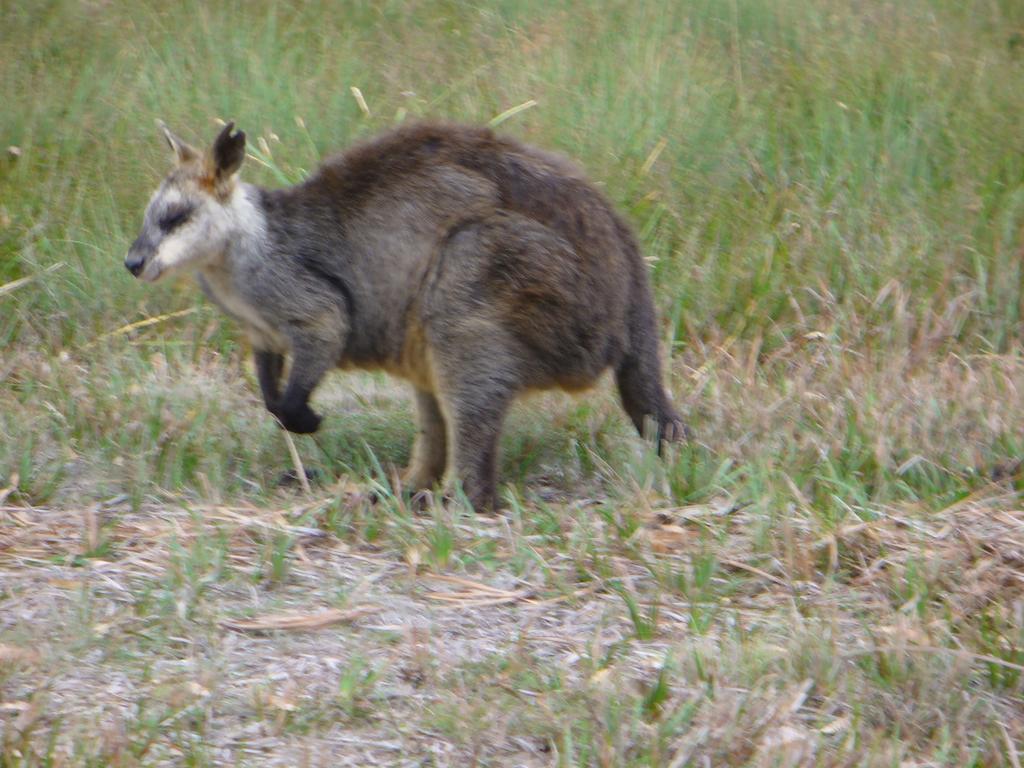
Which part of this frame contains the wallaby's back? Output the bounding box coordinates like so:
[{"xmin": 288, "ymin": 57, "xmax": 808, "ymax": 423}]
[{"xmin": 284, "ymin": 124, "xmax": 643, "ymax": 372}]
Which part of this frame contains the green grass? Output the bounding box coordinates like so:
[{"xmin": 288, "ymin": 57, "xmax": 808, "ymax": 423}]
[{"xmin": 2, "ymin": 0, "xmax": 1023, "ymax": 765}]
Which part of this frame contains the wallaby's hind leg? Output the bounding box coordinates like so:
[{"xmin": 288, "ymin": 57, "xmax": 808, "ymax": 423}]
[
  {"xmin": 430, "ymin": 332, "xmax": 522, "ymax": 511},
  {"xmin": 615, "ymin": 308, "xmax": 687, "ymax": 451},
  {"xmin": 403, "ymin": 388, "xmax": 448, "ymax": 491},
  {"xmin": 438, "ymin": 379, "xmax": 515, "ymax": 511}
]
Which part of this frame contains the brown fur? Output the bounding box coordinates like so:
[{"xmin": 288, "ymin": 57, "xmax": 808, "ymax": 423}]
[{"xmin": 127, "ymin": 121, "xmax": 686, "ymax": 509}]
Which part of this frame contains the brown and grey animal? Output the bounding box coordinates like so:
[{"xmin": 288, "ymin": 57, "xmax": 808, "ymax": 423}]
[{"xmin": 125, "ymin": 120, "xmax": 686, "ymax": 509}]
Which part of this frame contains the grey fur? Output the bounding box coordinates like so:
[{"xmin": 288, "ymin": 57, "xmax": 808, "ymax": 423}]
[{"xmin": 126, "ymin": 121, "xmax": 686, "ymax": 509}]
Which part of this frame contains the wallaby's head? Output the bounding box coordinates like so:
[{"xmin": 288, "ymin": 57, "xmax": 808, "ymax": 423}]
[{"xmin": 125, "ymin": 122, "xmax": 248, "ymax": 282}]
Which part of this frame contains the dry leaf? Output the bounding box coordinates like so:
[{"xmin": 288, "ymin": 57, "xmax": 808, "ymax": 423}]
[
  {"xmin": 405, "ymin": 545, "xmax": 422, "ymax": 569},
  {"xmin": 0, "ymin": 472, "xmax": 17, "ymax": 504},
  {"xmin": 266, "ymin": 692, "xmax": 298, "ymax": 712},
  {"xmin": 48, "ymin": 578, "xmax": 84, "ymax": 589},
  {"xmin": 0, "ymin": 644, "xmax": 41, "ymax": 666},
  {"xmin": 222, "ymin": 605, "xmax": 380, "ymax": 632},
  {"xmin": 12, "ymin": 697, "xmax": 44, "ymax": 735},
  {"xmin": 755, "ymin": 725, "xmax": 816, "ymax": 768},
  {"xmin": 648, "ymin": 523, "xmax": 691, "ymax": 553},
  {"xmin": 819, "ymin": 715, "xmax": 850, "ymax": 735}
]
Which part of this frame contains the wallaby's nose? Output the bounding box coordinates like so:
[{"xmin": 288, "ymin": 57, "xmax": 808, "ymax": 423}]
[
  {"xmin": 125, "ymin": 256, "xmax": 144, "ymax": 277},
  {"xmin": 125, "ymin": 236, "xmax": 150, "ymax": 277},
  {"xmin": 125, "ymin": 254, "xmax": 145, "ymax": 277}
]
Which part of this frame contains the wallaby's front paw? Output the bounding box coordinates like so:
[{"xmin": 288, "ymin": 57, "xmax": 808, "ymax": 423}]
[
  {"xmin": 273, "ymin": 403, "xmax": 322, "ymax": 434},
  {"xmin": 287, "ymin": 406, "xmax": 322, "ymax": 434}
]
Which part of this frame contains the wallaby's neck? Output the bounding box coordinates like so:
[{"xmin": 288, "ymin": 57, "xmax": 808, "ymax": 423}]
[
  {"xmin": 219, "ymin": 183, "xmax": 271, "ymax": 270},
  {"xmin": 194, "ymin": 183, "xmax": 285, "ymax": 345}
]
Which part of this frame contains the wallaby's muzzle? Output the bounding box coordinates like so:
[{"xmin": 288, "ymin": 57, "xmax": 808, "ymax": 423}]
[{"xmin": 125, "ymin": 235, "xmax": 154, "ymax": 278}]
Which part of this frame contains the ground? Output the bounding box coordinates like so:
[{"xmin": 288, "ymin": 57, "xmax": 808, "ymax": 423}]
[{"xmin": 2, "ymin": 356, "xmax": 1023, "ymax": 766}]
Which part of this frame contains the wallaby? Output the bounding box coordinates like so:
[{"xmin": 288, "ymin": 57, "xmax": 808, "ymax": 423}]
[{"xmin": 125, "ymin": 120, "xmax": 686, "ymax": 509}]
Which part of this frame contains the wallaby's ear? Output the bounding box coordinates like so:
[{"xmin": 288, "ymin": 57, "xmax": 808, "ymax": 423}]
[
  {"xmin": 210, "ymin": 121, "xmax": 246, "ymax": 181},
  {"xmin": 157, "ymin": 120, "xmax": 199, "ymax": 165}
]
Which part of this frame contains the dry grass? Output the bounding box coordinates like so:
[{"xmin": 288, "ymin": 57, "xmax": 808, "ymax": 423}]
[
  {"xmin": 2, "ymin": 342, "xmax": 1022, "ymax": 766},
  {"xmin": 2, "ymin": 495, "xmax": 1021, "ymax": 765}
]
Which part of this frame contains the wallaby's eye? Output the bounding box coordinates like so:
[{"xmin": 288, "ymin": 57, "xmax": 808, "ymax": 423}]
[{"xmin": 159, "ymin": 207, "xmax": 193, "ymax": 232}]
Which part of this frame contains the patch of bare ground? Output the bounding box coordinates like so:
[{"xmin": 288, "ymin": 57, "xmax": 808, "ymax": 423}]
[{"xmin": 1, "ymin": 484, "xmax": 1022, "ymax": 764}]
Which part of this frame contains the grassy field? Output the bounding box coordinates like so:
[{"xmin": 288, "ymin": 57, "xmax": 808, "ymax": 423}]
[{"xmin": 2, "ymin": 0, "xmax": 1023, "ymax": 765}]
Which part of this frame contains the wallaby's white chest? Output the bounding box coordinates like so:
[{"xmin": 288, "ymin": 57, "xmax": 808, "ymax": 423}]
[{"xmin": 197, "ymin": 268, "xmax": 288, "ymax": 352}]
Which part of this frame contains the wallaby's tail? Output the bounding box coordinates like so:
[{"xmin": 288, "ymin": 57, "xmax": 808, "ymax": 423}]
[
  {"xmin": 616, "ymin": 342, "xmax": 686, "ymax": 450},
  {"xmin": 614, "ymin": 238, "xmax": 687, "ymax": 451}
]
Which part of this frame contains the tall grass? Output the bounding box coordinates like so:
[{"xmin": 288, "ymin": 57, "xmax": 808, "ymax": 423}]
[{"xmin": 2, "ymin": 0, "xmax": 1022, "ymax": 349}]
